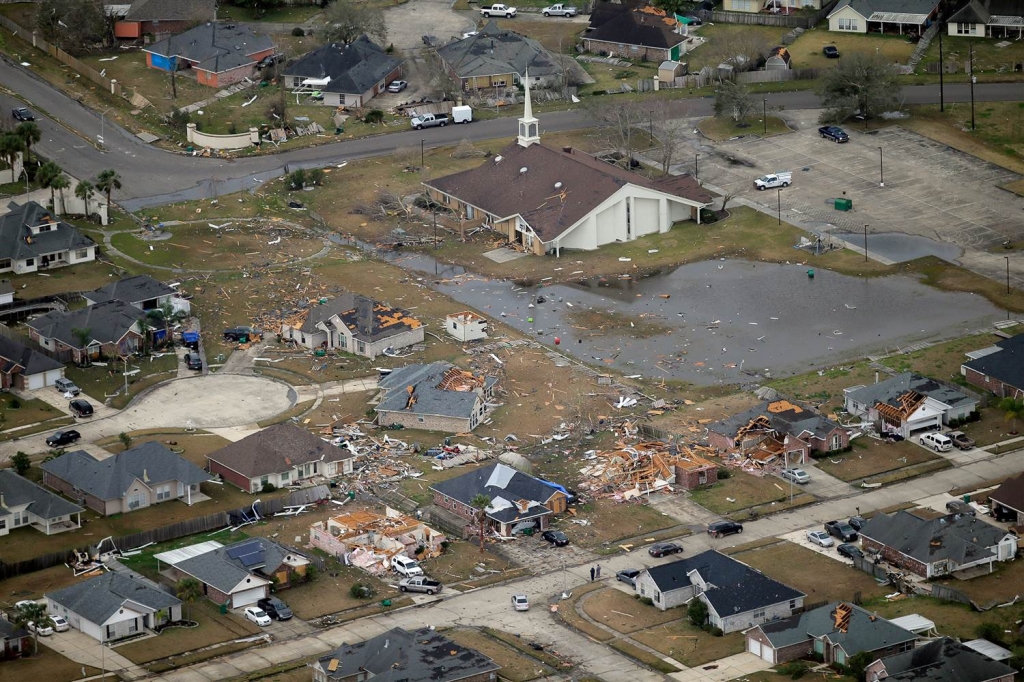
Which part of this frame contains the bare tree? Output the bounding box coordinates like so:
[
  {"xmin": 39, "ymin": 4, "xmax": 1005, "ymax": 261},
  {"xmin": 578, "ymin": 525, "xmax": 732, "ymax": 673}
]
[
  {"xmin": 701, "ymin": 30, "xmax": 773, "ymax": 79},
  {"xmin": 714, "ymin": 80, "xmax": 756, "ymax": 125},
  {"xmin": 650, "ymin": 99, "xmax": 691, "ymax": 175},
  {"xmin": 425, "ymin": 52, "xmax": 460, "ymax": 102},
  {"xmin": 393, "ymin": 145, "xmax": 421, "ymax": 172},
  {"xmin": 584, "ymin": 97, "xmax": 648, "ymax": 167},
  {"xmin": 322, "ymin": 0, "xmax": 387, "ymax": 45}
]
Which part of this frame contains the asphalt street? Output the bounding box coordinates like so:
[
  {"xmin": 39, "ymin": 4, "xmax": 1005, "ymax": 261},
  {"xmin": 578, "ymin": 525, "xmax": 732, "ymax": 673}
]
[{"xmin": 3, "ymin": 53, "xmax": 1023, "ymax": 209}]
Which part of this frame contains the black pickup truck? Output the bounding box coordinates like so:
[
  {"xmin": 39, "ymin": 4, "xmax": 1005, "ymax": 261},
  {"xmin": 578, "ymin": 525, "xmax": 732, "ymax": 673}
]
[{"xmin": 825, "ymin": 520, "xmax": 859, "ymax": 542}]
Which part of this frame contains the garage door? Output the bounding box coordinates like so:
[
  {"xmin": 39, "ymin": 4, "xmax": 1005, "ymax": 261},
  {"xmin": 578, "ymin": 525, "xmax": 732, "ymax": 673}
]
[
  {"xmin": 231, "ymin": 586, "xmax": 265, "ymax": 608},
  {"xmin": 747, "ymin": 639, "xmax": 761, "ymax": 658}
]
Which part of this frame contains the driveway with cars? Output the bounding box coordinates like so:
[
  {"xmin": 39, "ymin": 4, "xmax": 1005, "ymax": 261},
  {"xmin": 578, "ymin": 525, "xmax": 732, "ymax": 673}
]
[{"xmin": 697, "ymin": 110, "xmax": 1024, "ymax": 290}]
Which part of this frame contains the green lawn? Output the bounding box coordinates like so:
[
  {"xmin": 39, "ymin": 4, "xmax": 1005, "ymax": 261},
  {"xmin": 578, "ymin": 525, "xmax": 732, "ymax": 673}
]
[
  {"xmin": 117, "ymin": 600, "xmax": 261, "ymax": 665},
  {"xmin": 65, "ymin": 353, "xmax": 178, "ymax": 404},
  {"xmin": 786, "ymin": 31, "xmax": 917, "ymax": 70},
  {"xmin": 580, "ymin": 60, "xmax": 660, "ymax": 94},
  {"xmin": 631, "ymin": 620, "xmax": 745, "ymax": 667},
  {"xmin": 690, "ymin": 469, "xmax": 804, "ymax": 515},
  {"xmin": 79, "ymin": 52, "xmax": 210, "ymax": 115},
  {"xmin": 0, "ymin": 393, "xmax": 63, "ymax": 430}
]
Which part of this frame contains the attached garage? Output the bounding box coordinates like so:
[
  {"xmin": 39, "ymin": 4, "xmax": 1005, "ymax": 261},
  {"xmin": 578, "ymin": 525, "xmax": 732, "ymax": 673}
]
[
  {"xmin": 231, "ymin": 584, "xmax": 267, "ymax": 608},
  {"xmin": 747, "ymin": 638, "xmax": 774, "ymax": 663},
  {"xmin": 25, "ymin": 368, "xmax": 64, "ymax": 390}
]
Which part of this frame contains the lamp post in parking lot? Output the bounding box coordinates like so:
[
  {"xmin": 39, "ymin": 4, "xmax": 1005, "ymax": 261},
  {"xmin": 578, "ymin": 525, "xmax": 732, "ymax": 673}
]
[
  {"xmin": 878, "ymin": 147, "xmax": 884, "ymax": 188},
  {"xmin": 777, "ymin": 188, "xmax": 782, "ymax": 225}
]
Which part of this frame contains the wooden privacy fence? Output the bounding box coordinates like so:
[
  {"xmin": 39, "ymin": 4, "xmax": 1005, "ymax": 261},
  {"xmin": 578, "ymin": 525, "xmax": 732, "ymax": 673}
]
[
  {"xmin": 737, "ymin": 67, "xmax": 825, "ymax": 84},
  {"xmin": 699, "ymin": 0, "xmax": 837, "ymax": 29}
]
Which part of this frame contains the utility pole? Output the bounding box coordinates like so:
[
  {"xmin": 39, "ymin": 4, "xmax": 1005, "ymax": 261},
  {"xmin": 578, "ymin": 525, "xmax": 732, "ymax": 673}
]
[
  {"xmin": 864, "ymin": 225, "xmax": 869, "ymax": 263},
  {"xmin": 420, "ymin": 138, "xmax": 425, "ymax": 170},
  {"xmin": 433, "ymin": 209, "xmax": 438, "ymax": 276},
  {"xmin": 878, "ymin": 147, "xmax": 884, "ymax": 188},
  {"xmin": 777, "ymin": 188, "xmax": 782, "ymax": 225},
  {"xmin": 1007, "ymin": 256, "xmax": 1012, "ymax": 295},
  {"xmin": 694, "ymin": 153, "xmax": 699, "ymax": 181},
  {"xmin": 649, "ymin": 111, "xmax": 654, "ymax": 145},
  {"xmin": 938, "ymin": 25, "xmax": 944, "ymax": 112},
  {"xmin": 970, "ymin": 42, "xmax": 976, "ymax": 131},
  {"xmin": 763, "ymin": 98, "xmax": 767, "ymax": 135}
]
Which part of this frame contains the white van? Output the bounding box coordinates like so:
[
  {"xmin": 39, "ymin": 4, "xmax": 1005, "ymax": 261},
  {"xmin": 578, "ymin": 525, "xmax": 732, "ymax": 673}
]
[
  {"xmin": 451, "ymin": 105, "xmax": 473, "ymax": 124},
  {"xmin": 920, "ymin": 432, "xmax": 953, "ymax": 452},
  {"xmin": 391, "ymin": 555, "xmax": 423, "ymax": 577}
]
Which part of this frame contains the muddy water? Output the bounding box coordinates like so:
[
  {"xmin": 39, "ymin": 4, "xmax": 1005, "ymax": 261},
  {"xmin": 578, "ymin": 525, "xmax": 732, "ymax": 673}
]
[{"xmin": 342, "ymin": 237, "xmax": 1003, "ymax": 385}]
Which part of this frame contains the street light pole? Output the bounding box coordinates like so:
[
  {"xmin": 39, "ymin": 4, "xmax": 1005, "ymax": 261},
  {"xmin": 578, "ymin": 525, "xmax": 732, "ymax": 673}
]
[
  {"xmin": 864, "ymin": 225, "xmax": 869, "ymax": 263},
  {"xmin": 649, "ymin": 111, "xmax": 654, "ymax": 144},
  {"xmin": 420, "ymin": 138, "xmax": 425, "ymax": 170},
  {"xmin": 970, "ymin": 42, "xmax": 976, "ymax": 131},
  {"xmin": 763, "ymin": 98, "xmax": 767, "ymax": 135},
  {"xmin": 878, "ymin": 147, "xmax": 884, "ymax": 188},
  {"xmin": 777, "ymin": 188, "xmax": 782, "ymax": 225},
  {"xmin": 938, "ymin": 25, "xmax": 945, "ymax": 112},
  {"xmin": 1007, "ymin": 256, "xmax": 1012, "ymax": 321},
  {"xmin": 695, "ymin": 153, "xmax": 699, "ymax": 181}
]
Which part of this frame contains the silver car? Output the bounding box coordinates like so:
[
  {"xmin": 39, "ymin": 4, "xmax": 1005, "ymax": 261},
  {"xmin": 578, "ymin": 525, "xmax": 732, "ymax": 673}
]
[
  {"xmin": 781, "ymin": 468, "xmax": 810, "ymax": 484},
  {"xmin": 807, "ymin": 530, "xmax": 835, "ymax": 548}
]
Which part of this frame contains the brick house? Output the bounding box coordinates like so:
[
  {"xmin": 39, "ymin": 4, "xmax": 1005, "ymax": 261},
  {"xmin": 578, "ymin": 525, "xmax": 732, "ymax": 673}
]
[
  {"xmin": 312, "ymin": 627, "xmax": 499, "ymax": 682},
  {"xmin": 745, "ymin": 602, "xmax": 916, "ymax": 666},
  {"xmin": 865, "ymin": 637, "xmax": 1017, "ymax": 682},
  {"xmin": 144, "ymin": 23, "xmax": 275, "ymax": 88},
  {"xmin": 0, "ymin": 335, "xmax": 65, "ymax": 391},
  {"xmin": 708, "ymin": 399, "xmax": 849, "ymax": 464},
  {"xmin": 844, "ymin": 372, "xmax": 978, "ymax": 439},
  {"xmin": 280, "ymin": 293, "xmax": 423, "ymax": 359},
  {"xmin": 206, "ymin": 423, "xmax": 354, "ymax": 493},
  {"xmin": 583, "ymin": 5, "xmax": 689, "ymax": 63},
  {"xmin": 113, "ymin": 0, "xmax": 215, "ymax": 40},
  {"xmin": 961, "ymin": 333, "xmax": 1024, "ymax": 400},
  {"xmin": 633, "ymin": 550, "xmax": 804, "ymax": 629},
  {"xmin": 0, "ymin": 617, "xmax": 30, "ymax": 659},
  {"xmin": 990, "ymin": 472, "xmax": 1024, "ymax": 525},
  {"xmin": 374, "ymin": 362, "xmax": 499, "ymax": 433},
  {"xmin": 431, "ymin": 463, "xmax": 568, "ymax": 537},
  {"xmin": 859, "ymin": 511, "xmax": 1018, "ymax": 579},
  {"xmin": 26, "ymin": 299, "xmax": 143, "ymax": 364}
]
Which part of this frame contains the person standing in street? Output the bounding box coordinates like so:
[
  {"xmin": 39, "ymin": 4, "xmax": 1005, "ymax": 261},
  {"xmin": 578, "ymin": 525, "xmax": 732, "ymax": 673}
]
[{"xmin": 590, "ymin": 566, "xmax": 596, "ymax": 581}]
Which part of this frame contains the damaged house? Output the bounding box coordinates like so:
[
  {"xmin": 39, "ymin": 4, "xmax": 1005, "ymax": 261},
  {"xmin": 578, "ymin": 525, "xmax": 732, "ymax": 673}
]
[
  {"xmin": 431, "ymin": 462, "xmax": 568, "ymax": 537},
  {"xmin": 843, "ymin": 372, "xmax": 978, "ymax": 438},
  {"xmin": 280, "ymin": 293, "xmax": 423, "ymax": 359},
  {"xmin": 708, "ymin": 399, "xmax": 848, "ymax": 465},
  {"xmin": 309, "ymin": 507, "xmax": 446, "ymax": 575},
  {"xmin": 374, "ymin": 362, "xmax": 499, "ymax": 433},
  {"xmin": 578, "ymin": 442, "xmax": 719, "ymax": 498}
]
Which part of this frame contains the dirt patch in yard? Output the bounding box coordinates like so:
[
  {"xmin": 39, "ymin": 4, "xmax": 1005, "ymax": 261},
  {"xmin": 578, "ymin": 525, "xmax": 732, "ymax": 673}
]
[
  {"xmin": 815, "ymin": 438, "xmax": 941, "ymax": 482},
  {"xmin": 446, "ymin": 628, "xmax": 554, "ymax": 682},
  {"xmin": 582, "ymin": 587, "xmax": 680, "ymax": 634},
  {"xmin": 731, "ymin": 542, "xmax": 888, "ymax": 604},
  {"xmin": 630, "ymin": 620, "xmax": 745, "ymax": 667}
]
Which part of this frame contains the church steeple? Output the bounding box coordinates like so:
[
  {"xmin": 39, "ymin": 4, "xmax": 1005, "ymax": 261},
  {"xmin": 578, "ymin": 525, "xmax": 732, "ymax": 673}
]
[{"xmin": 517, "ymin": 70, "xmax": 540, "ymax": 148}]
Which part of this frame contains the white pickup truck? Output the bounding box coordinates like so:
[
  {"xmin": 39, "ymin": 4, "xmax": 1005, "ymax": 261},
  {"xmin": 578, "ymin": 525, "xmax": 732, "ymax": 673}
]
[
  {"xmin": 543, "ymin": 3, "xmax": 577, "ymax": 15},
  {"xmin": 754, "ymin": 172, "xmax": 792, "ymax": 190},
  {"xmin": 481, "ymin": 3, "xmax": 517, "ymax": 17}
]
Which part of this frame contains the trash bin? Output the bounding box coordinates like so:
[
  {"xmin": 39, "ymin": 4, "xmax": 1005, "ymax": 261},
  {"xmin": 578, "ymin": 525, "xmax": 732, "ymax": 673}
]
[
  {"xmin": 381, "ymin": 599, "xmax": 392, "ymax": 608},
  {"xmin": 347, "ymin": 491, "xmax": 355, "ymax": 500},
  {"xmin": 834, "ymin": 198, "xmax": 853, "ymax": 211},
  {"xmin": 963, "ymin": 494, "xmax": 971, "ymax": 503},
  {"xmin": 315, "ymin": 350, "xmax": 326, "ymax": 357},
  {"xmin": 220, "ymin": 603, "xmax": 228, "ymax": 614}
]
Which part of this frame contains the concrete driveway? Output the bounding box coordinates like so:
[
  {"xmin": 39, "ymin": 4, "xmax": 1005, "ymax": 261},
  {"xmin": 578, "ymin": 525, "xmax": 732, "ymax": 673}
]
[
  {"xmin": 385, "ymin": 0, "xmax": 476, "ymax": 50},
  {"xmin": 697, "ymin": 110, "xmax": 1024, "ymax": 290}
]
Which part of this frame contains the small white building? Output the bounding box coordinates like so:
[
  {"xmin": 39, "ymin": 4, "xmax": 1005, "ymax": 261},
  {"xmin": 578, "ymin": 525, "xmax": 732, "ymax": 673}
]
[{"xmin": 446, "ymin": 311, "xmax": 489, "ymax": 342}]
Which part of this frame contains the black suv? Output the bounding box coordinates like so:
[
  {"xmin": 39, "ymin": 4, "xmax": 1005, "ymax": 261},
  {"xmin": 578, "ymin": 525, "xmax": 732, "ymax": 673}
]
[
  {"xmin": 707, "ymin": 521, "xmax": 743, "ymax": 538},
  {"xmin": 257, "ymin": 597, "xmax": 293, "ymax": 620},
  {"xmin": 69, "ymin": 399, "xmax": 94, "ymax": 417},
  {"xmin": 12, "ymin": 107, "xmax": 34, "ymax": 121}
]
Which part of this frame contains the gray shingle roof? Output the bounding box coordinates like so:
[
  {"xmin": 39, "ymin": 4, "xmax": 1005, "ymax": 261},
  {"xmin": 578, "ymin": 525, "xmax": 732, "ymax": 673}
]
[
  {"xmin": 85, "ymin": 275, "xmax": 177, "ymax": 307},
  {"xmin": 430, "ymin": 462, "xmax": 559, "ymax": 524},
  {"xmin": 585, "ymin": 10, "xmax": 687, "ymax": 50},
  {"xmin": 962, "ymin": 333, "xmax": 1024, "ymax": 395},
  {"xmin": 0, "ymin": 469, "xmax": 83, "ymax": 520},
  {"xmin": 437, "ymin": 21, "xmax": 559, "ymax": 79},
  {"xmin": 949, "ymin": 0, "xmax": 991, "ymax": 23},
  {"xmin": 860, "ymin": 511, "xmax": 1008, "ymax": 566},
  {"xmin": 145, "ymin": 23, "xmax": 274, "ymax": 74},
  {"xmin": 0, "ymin": 279, "xmax": 13, "ymax": 296},
  {"xmin": 875, "ymin": 637, "xmax": 1018, "ymax": 682},
  {"xmin": 376, "ymin": 362, "xmax": 497, "ymax": 421},
  {"xmin": 645, "ymin": 550, "xmax": 804, "ymax": 615},
  {"xmin": 47, "ymin": 570, "xmax": 180, "ymax": 625},
  {"xmin": 710, "ymin": 400, "xmax": 842, "ymax": 442},
  {"xmin": 829, "ymin": 0, "xmax": 939, "ymax": 18},
  {"xmin": 0, "ymin": 334, "xmax": 64, "ymax": 376},
  {"xmin": 125, "ymin": 0, "xmax": 215, "ymax": 22},
  {"xmin": 283, "ymin": 36, "xmax": 401, "ymax": 95},
  {"xmin": 0, "ymin": 201, "xmax": 95, "ymax": 263},
  {"xmin": 845, "ymin": 372, "xmax": 976, "ymax": 411},
  {"xmin": 41, "ymin": 442, "xmax": 211, "ymax": 502},
  {"xmin": 173, "ymin": 538, "xmax": 299, "ymax": 593},
  {"xmin": 318, "ymin": 627, "xmax": 499, "ymax": 682},
  {"xmin": 27, "ymin": 299, "xmax": 142, "ymax": 348},
  {"xmin": 206, "ymin": 423, "xmax": 353, "ymax": 480},
  {"xmin": 0, "ymin": 617, "xmax": 29, "ymax": 642},
  {"xmin": 759, "ymin": 602, "xmax": 916, "ymax": 654}
]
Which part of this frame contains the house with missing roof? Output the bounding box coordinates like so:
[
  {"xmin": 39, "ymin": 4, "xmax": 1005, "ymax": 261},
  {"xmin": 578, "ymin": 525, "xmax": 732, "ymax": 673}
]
[
  {"xmin": 0, "ymin": 469, "xmax": 83, "ymax": 536},
  {"xmin": 313, "ymin": 627, "xmax": 500, "ymax": 682},
  {"xmin": 431, "ymin": 462, "xmax": 568, "ymax": 537},
  {"xmin": 446, "ymin": 311, "xmax": 489, "ymax": 342},
  {"xmin": 708, "ymin": 399, "xmax": 848, "ymax": 465},
  {"xmin": 84, "ymin": 274, "xmax": 179, "ymax": 311},
  {"xmin": 27, "ymin": 299, "xmax": 144, "ymax": 364},
  {"xmin": 0, "ymin": 201, "xmax": 96, "ymax": 275},
  {"xmin": 843, "ymin": 372, "xmax": 978, "ymax": 439},
  {"xmin": 46, "ymin": 569, "xmax": 182, "ymax": 643},
  {"xmin": 206, "ymin": 423, "xmax": 355, "ymax": 493},
  {"xmin": 144, "ymin": 23, "xmax": 275, "ymax": 87},
  {"xmin": 745, "ymin": 602, "xmax": 917, "ymax": 666},
  {"xmin": 865, "ymin": 637, "xmax": 1018, "ymax": 682},
  {"xmin": 279, "ymin": 293, "xmax": 423, "ymax": 358},
  {"xmin": 860, "ymin": 510, "xmax": 1018, "ymax": 579},
  {"xmin": 283, "ymin": 36, "xmax": 403, "ymax": 107},
  {"xmin": 112, "ymin": 0, "xmax": 216, "ymax": 40},
  {"xmin": 158, "ymin": 538, "xmax": 309, "ymax": 608},
  {"xmin": 41, "ymin": 442, "xmax": 212, "ymax": 516},
  {"xmin": 423, "ymin": 79, "xmax": 714, "ymax": 257},
  {"xmin": 990, "ymin": 472, "xmax": 1024, "ymax": 525},
  {"xmin": 632, "ymin": 550, "xmax": 804, "ymax": 629},
  {"xmin": 436, "ymin": 21, "xmax": 561, "ymax": 91},
  {"xmin": 947, "ymin": 0, "xmax": 1024, "ymax": 38},
  {"xmin": 961, "ymin": 333, "xmax": 1024, "ymax": 400},
  {"xmin": 583, "ymin": 5, "xmax": 690, "ymax": 62},
  {"xmin": 310, "ymin": 507, "xmax": 447, "ymax": 575},
  {"xmin": 374, "ymin": 362, "xmax": 499, "ymax": 432},
  {"xmin": 827, "ymin": 0, "xmax": 940, "ymax": 34},
  {"xmin": 0, "ymin": 334, "xmax": 65, "ymax": 390}
]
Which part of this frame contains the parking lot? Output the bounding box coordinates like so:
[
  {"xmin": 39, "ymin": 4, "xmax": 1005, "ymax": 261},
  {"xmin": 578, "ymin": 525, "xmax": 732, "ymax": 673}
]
[{"xmin": 697, "ymin": 112, "xmax": 1024, "ymax": 289}]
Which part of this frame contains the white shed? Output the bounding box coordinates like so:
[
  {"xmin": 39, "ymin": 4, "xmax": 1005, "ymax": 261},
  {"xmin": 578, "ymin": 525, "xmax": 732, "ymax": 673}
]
[{"xmin": 446, "ymin": 311, "xmax": 489, "ymax": 342}]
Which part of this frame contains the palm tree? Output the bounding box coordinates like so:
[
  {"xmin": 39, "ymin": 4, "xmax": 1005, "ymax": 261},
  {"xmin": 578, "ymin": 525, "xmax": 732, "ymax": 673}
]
[
  {"xmin": 176, "ymin": 577, "xmax": 203, "ymax": 623},
  {"xmin": 51, "ymin": 175, "xmax": 70, "ymax": 216},
  {"xmin": 71, "ymin": 327, "xmax": 92, "ymax": 366},
  {"xmin": 0, "ymin": 133, "xmax": 26, "ymax": 172},
  {"xmin": 15, "ymin": 121, "xmax": 41, "ymax": 161},
  {"xmin": 95, "ymin": 169, "xmax": 122, "ymax": 210},
  {"xmin": 470, "ymin": 493, "xmax": 491, "ymax": 553},
  {"xmin": 11, "ymin": 602, "xmax": 52, "ymax": 654},
  {"xmin": 37, "ymin": 161, "xmax": 62, "ymax": 211},
  {"xmin": 1000, "ymin": 397, "xmax": 1024, "ymax": 435},
  {"xmin": 75, "ymin": 179, "xmax": 96, "ymax": 218}
]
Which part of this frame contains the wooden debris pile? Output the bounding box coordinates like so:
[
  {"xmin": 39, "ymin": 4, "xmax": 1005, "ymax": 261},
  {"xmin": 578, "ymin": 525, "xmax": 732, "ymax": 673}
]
[{"xmin": 577, "ymin": 441, "xmax": 718, "ymax": 499}]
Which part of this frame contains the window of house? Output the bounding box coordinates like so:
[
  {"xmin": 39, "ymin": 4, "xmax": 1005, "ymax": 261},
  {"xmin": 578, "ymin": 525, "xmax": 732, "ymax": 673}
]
[
  {"xmin": 281, "ymin": 471, "xmax": 290, "ymax": 482},
  {"xmin": 654, "ymin": 591, "xmax": 660, "ymax": 602},
  {"xmin": 106, "ymin": 624, "xmax": 115, "ymax": 639},
  {"xmin": 837, "ymin": 17, "xmax": 858, "ymax": 30},
  {"xmin": 128, "ymin": 491, "xmax": 145, "ymax": 509},
  {"xmin": 38, "ymin": 224, "xmax": 52, "ymax": 232},
  {"xmin": 753, "ymin": 609, "xmax": 766, "ymax": 620},
  {"xmin": 260, "ymin": 475, "xmax": 269, "ymax": 488},
  {"xmin": 339, "ymin": 335, "xmax": 347, "ymax": 348},
  {"xmin": 831, "ymin": 434, "xmax": 842, "ymax": 450},
  {"xmin": 12, "ymin": 511, "xmax": 25, "ymax": 527},
  {"xmin": 128, "ymin": 619, "xmax": 138, "ymax": 634},
  {"xmin": 25, "ymin": 258, "xmax": 34, "ymax": 267},
  {"xmin": 0, "ymin": 519, "xmax": 6, "ymax": 530},
  {"xmin": 156, "ymin": 484, "xmax": 171, "ymax": 501},
  {"xmin": 956, "ymin": 23, "xmax": 973, "ymax": 34},
  {"xmin": 0, "ymin": 258, "xmax": 10, "ymax": 269},
  {"xmin": 789, "ymin": 599, "xmax": 797, "ymax": 609},
  {"xmin": 357, "ymin": 341, "xmax": 365, "ymax": 353}
]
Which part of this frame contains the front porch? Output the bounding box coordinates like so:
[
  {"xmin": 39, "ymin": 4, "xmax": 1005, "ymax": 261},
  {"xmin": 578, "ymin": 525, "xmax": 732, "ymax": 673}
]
[{"xmin": 31, "ymin": 512, "xmax": 82, "ymax": 535}]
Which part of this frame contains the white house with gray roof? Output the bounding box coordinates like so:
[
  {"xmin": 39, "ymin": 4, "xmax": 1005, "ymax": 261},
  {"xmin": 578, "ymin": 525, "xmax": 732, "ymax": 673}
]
[
  {"xmin": 0, "ymin": 469, "xmax": 82, "ymax": 536},
  {"xmin": 41, "ymin": 442, "xmax": 212, "ymax": 516},
  {"xmin": 436, "ymin": 21, "xmax": 561, "ymax": 91},
  {"xmin": 283, "ymin": 36, "xmax": 403, "ymax": 107},
  {"xmin": 827, "ymin": 0, "xmax": 940, "ymax": 33},
  {"xmin": 0, "ymin": 201, "xmax": 96, "ymax": 275},
  {"xmin": 46, "ymin": 569, "xmax": 181, "ymax": 643},
  {"xmin": 844, "ymin": 372, "xmax": 978, "ymax": 438},
  {"xmin": 375, "ymin": 362, "xmax": 499, "ymax": 432}
]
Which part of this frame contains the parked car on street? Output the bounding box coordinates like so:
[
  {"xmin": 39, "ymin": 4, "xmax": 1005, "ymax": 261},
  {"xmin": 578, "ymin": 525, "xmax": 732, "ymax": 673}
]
[
  {"xmin": 480, "ymin": 3, "xmax": 517, "ymax": 17},
  {"xmin": 825, "ymin": 520, "xmax": 858, "ymax": 542},
  {"xmin": 387, "ymin": 80, "xmax": 408, "ymax": 93},
  {"xmin": 511, "ymin": 594, "xmax": 529, "ymax": 611},
  {"xmin": 648, "ymin": 542, "xmax": 683, "ymax": 557},
  {"xmin": 14, "ymin": 600, "xmax": 37, "ymax": 610},
  {"xmin": 257, "ymin": 597, "xmax": 292, "ymax": 620},
  {"xmin": 399, "ymin": 576, "xmax": 442, "ymax": 594},
  {"xmin": 542, "ymin": 529, "xmax": 570, "ymax": 546},
  {"xmin": 184, "ymin": 352, "xmax": 203, "ymax": 371},
  {"xmin": 837, "ymin": 544, "xmax": 863, "ymax": 560},
  {"xmin": 54, "ymin": 378, "xmax": 80, "ymax": 396},
  {"xmin": 223, "ymin": 326, "xmax": 258, "ymax": 342},
  {"xmin": 822, "ymin": 45, "xmax": 840, "ymax": 58},
  {"xmin": 818, "ymin": 125, "xmax": 849, "ymax": 142},
  {"xmin": 616, "ymin": 568, "xmax": 641, "ymax": 587},
  {"xmin": 244, "ymin": 607, "xmax": 272, "ymax": 626},
  {"xmin": 13, "ymin": 107, "xmax": 35, "ymax": 121},
  {"xmin": 543, "ymin": 3, "xmax": 577, "ymax": 15},
  {"xmin": 69, "ymin": 399, "xmax": 93, "ymax": 417},
  {"xmin": 781, "ymin": 468, "xmax": 810, "ymax": 484},
  {"xmin": 920, "ymin": 432, "xmax": 953, "ymax": 452},
  {"xmin": 948, "ymin": 431, "xmax": 975, "ymax": 450},
  {"xmin": 46, "ymin": 430, "xmax": 81, "ymax": 447},
  {"xmin": 807, "ymin": 530, "xmax": 835, "ymax": 548},
  {"xmin": 708, "ymin": 520, "xmax": 743, "ymax": 537}
]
